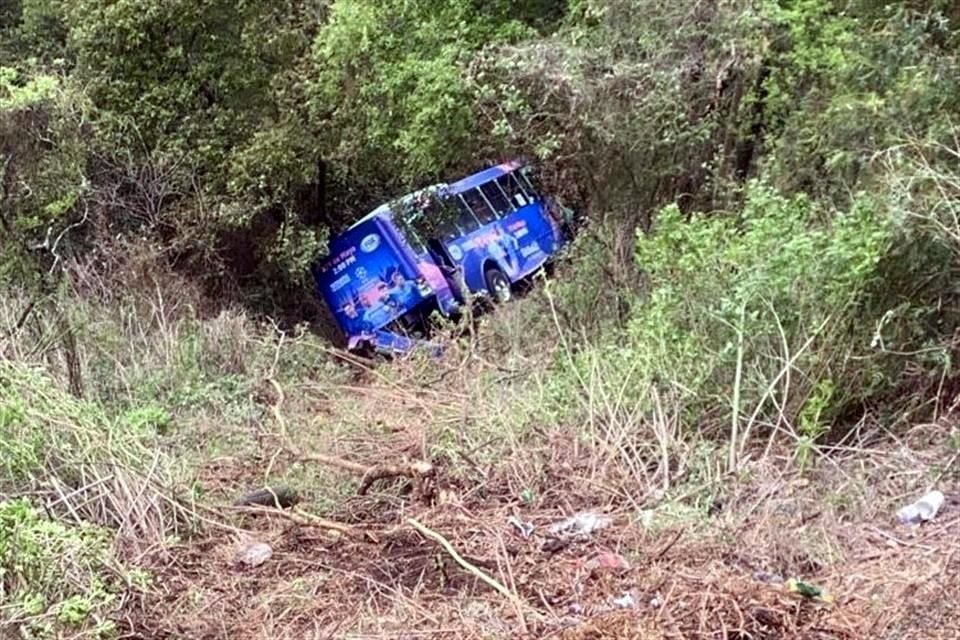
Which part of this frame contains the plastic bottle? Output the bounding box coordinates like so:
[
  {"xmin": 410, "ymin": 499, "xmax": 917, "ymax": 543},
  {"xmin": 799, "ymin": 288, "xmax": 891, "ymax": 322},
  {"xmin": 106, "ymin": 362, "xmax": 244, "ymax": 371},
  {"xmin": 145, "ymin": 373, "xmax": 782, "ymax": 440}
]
[{"xmin": 896, "ymin": 490, "xmax": 945, "ymax": 525}]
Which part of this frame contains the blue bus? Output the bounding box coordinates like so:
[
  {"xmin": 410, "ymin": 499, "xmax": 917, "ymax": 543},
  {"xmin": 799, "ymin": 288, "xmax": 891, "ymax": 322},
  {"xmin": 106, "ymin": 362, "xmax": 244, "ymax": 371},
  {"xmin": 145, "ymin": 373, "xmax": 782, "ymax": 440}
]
[{"xmin": 311, "ymin": 160, "xmax": 571, "ymax": 355}]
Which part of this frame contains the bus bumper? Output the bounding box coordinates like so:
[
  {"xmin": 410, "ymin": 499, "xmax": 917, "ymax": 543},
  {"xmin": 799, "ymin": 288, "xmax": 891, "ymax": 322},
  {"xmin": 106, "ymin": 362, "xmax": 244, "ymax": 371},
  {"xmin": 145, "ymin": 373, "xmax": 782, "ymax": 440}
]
[{"xmin": 348, "ymin": 330, "xmax": 444, "ymax": 358}]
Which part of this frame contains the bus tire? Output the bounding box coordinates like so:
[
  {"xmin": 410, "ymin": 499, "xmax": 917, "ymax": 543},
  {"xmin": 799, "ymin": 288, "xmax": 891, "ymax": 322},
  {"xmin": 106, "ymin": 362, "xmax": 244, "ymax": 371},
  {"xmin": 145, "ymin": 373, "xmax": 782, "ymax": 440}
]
[{"xmin": 484, "ymin": 266, "xmax": 512, "ymax": 304}]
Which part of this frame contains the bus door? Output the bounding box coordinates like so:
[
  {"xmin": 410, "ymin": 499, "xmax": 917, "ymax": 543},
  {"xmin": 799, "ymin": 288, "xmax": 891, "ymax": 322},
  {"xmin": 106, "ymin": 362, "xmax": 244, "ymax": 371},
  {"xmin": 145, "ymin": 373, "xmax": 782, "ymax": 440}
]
[{"xmin": 388, "ymin": 204, "xmax": 463, "ymax": 316}]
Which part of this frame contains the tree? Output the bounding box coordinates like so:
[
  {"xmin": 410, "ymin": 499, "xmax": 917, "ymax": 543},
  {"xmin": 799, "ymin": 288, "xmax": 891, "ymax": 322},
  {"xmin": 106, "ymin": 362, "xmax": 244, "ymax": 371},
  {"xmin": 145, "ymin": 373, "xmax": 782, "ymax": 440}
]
[
  {"xmin": 306, "ymin": 0, "xmax": 539, "ymax": 207},
  {"xmin": 65, "ymin": 0, "xmax": 319, "ymax": 212}
]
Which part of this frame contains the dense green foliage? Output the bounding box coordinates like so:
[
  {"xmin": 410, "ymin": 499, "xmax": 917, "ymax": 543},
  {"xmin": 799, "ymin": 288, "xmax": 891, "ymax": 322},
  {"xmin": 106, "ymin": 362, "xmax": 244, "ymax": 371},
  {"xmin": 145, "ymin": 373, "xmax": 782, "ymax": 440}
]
[
  {"xmin": 310, "ymin": 0, "xmax": 532, "ymax": 187},
  {"xmin": 516, "ymin": 1, "xmax": 960, "ymax": 466},
  {"xmin": 625, "ymin": 184, "xmax": 893, "ymax": 419},
  {"xmin": 3, "ymin": 0, "xmax": 953, "ymax": 300},
  {"xmin": 0, "ymin": 0, "xmax": 957, "ymax": 432},
  {"xmin": 0, "ymin": 0, "xmax": 567, "ymax": 296},
  {"xmin": 1, "ymin": 0, "xmax": 957, "ymax": 430}
]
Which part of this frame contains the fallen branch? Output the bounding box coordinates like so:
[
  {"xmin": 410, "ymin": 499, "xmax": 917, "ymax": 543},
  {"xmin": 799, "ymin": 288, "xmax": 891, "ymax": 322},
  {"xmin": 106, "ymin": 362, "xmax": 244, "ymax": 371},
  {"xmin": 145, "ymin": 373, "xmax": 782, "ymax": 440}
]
[
  {"xmin": 296, "ymin": 451, "xmax": 435, "ymax": 498},
  {"xmin": 298, "ymin": 451, "xmax": 368, "ymax": 474},
  {"xmin": 407, "ymin": 517, "xmax": 539, "ymax": 619},
  {"xmin": 229, "ymin": 504, "xmax": 375, "ymax": 541},
  {"xmin": 261, "ymin": 377, "xmax": 436, "ymax": 500},
  {"xmin": 358, "ymin": 460, "xmax": 435, "ymax": 496},
  {"xmin": 653, "ymin": 528, "xmax": 684, "ymax": 560}
]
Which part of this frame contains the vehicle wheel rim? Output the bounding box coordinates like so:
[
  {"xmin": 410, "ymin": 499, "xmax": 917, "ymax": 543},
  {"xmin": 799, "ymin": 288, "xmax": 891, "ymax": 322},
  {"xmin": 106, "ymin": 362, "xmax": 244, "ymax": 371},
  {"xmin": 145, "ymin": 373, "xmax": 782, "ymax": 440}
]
[{"xmin": 492, "ymin": 275, "xmax": 510, "ymax": 302}]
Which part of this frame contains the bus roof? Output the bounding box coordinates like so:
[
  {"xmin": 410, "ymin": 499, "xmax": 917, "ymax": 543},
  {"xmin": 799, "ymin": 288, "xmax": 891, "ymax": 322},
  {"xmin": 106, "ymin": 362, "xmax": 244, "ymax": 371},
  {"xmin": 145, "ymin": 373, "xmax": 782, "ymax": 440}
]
[
  {"xmin": 347, "ymin": 183, "xmax": 448, "ymax": 230},
  {"xmin": 447, "ymin": 160, "xmax": 523, "ymax": 195},
  {"xmin": 343, "ymin": 160, "xmax": 524, "ymax": 231}
]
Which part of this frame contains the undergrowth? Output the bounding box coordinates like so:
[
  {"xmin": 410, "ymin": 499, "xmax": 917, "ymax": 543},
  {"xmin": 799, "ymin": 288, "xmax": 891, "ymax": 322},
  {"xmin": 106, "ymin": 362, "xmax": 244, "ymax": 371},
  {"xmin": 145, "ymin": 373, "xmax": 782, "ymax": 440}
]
[
  {"xmin": 1, "ymin": 2, "xmax": 959, "ymax": 638},
  {"xmin": 0, "ymin": 359, "xmax": 180, "ymax": 637},
  {"xmin": 0, "ymin": 499, "xmax": 121, "ymax": 639}
]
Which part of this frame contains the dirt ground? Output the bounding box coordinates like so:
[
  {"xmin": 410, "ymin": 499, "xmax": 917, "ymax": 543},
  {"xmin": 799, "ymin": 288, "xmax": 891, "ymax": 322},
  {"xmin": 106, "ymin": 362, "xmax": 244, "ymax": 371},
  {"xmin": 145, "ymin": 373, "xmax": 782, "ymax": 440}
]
[{"xmin": 117, "ymin": 419, "xmax": 960, "ymax": 640}]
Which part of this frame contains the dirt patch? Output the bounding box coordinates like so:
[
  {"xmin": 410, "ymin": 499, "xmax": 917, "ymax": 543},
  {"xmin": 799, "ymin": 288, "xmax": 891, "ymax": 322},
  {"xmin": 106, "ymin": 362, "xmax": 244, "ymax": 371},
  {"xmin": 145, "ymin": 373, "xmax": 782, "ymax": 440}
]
[
  {"xmin": 119, "ymin": 462, "xmax": 960, "ymax": 639},
  {"xmin": 115, "ymin": 406, "xmax": 960, "ymax": 640}
]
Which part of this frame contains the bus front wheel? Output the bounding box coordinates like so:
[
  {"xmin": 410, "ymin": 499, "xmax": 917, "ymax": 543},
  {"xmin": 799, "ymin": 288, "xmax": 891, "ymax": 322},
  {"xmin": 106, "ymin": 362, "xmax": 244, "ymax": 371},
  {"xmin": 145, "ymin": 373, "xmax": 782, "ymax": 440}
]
[{"xmin": 485, "ymin": 266, "xmax": 512, "ymax": 304}]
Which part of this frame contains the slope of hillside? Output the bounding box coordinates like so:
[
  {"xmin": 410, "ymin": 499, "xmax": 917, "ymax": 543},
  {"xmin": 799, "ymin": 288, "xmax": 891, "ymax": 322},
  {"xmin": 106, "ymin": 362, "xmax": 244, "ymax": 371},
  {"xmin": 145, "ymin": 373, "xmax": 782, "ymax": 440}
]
[{"xmin": 2, "ymin": 2, "xmax": 960, "ymax": 638}]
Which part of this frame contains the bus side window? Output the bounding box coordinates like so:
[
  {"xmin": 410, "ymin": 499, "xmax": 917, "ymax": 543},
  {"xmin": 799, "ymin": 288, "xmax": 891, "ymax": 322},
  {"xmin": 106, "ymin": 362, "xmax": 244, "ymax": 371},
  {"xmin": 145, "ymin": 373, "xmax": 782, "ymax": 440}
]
[
  {"xmin": 480, "ymin": 181, "xmax": 512, "ymax": 216},
  {"xmin": 518, "ymin": 167, "xmax": 543, "ymax": 201},
  {"xmin": 498, "ymin": 174, "xmax": 530, "ymax": 208},
  {"xmin": 459, "ymin": 190, "xmax": 492, "ymax": 227}
]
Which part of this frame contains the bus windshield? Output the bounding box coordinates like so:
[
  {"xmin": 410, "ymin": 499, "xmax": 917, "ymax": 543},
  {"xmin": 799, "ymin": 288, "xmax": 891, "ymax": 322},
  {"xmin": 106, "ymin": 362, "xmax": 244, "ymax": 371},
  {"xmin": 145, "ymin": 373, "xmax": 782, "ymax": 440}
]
[
  {"xmin": 392, "ymin": 209, "xmax": 427, "ymax": 254},
  {"xmin": 402, "ymin": 193, "xmax": 472, "ymax": 243}
]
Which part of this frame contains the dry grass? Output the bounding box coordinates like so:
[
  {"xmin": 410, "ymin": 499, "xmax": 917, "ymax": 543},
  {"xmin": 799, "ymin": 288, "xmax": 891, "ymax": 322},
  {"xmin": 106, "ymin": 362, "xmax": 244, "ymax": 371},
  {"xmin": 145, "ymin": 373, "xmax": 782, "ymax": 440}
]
[
  {"xmin": 117, "ymin": 416, "xmax": 960, "ymax": 639},
  {"xmin": 0, "ymin": 360, "xmax": 190, "ymax": 552},
  {"xmin": 110, "ymin": 321, "xmax": 960, "ymax": 640},
  {"xmin": 5, "ymin": 273, "xmax": 960, "ymax": 639}
]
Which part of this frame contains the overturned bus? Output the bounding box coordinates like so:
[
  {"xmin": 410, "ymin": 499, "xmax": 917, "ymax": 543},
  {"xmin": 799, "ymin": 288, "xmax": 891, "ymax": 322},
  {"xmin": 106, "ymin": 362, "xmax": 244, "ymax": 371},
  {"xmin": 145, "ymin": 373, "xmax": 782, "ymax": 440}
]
[{"xmin": 311, "ymin": 160, "xmax": 572, "ymax": 355}]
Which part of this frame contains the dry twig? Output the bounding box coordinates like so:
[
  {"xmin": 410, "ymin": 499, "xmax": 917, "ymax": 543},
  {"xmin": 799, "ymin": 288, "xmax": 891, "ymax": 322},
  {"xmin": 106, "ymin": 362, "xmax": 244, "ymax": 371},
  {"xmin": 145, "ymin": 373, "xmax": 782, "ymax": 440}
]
[{"xmin": 407, "ymin": 517, "xmax": 541, "ymax": 621}]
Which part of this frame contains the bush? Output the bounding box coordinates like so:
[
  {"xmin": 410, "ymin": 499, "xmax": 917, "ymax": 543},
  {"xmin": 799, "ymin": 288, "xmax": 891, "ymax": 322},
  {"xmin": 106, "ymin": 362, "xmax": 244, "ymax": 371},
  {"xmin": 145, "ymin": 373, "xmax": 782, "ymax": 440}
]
[
  {"xmin": 539, "ymin": 180, "xmax": 897, "ymax": 470},
  {"xmin": 0, "ymin": 498, "xmax": 120, "ymax": 639}
]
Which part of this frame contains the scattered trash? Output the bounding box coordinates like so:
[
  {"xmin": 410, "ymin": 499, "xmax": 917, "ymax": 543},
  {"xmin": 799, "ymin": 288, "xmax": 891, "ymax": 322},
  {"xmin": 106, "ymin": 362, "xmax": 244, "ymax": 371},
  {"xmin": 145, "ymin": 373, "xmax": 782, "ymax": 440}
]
[
  {"xmin": 541, "ymin": 538, "xmax": 569, "ymax": 554},
  {"xmin": 520, "ymin": 488, "xmax": 535, "ymax": 505},
  {"xmin": 507, "ymin": 515, "xmax": 535, "ymax": 539},
  {"xmin": 586, "ymin": 552, "xmax": 631, "ymax": 575},
  {"xmin": 753, "ymin": 570, "xmax": 785, "ymax": 584},
  {"xmin": 896, "ymin": 490, "xmax": 945, "ymax": 525},
  {"xmin": 548, "ymin": 512, "xmax": 612, "ymax": 538},
  {"xmin": 649, "ymin": 592, "xmax": 663, "ymax": 608},
  {"xmin": 610, "ymin": 592, "xmax": 636, "ymax": 609},
  {"xmin": 234, "ymin": 541, "xmax": 273, "ymax": 568},
  {"xmin": 785, "ymin": 578, "xmax": 834, "ymax": 603}
]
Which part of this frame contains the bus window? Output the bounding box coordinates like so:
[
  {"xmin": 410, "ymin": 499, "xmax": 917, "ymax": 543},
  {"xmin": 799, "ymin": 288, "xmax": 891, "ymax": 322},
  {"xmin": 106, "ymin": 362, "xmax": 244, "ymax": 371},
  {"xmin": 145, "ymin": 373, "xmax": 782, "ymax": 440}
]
[
  {"xmin": 409, "ymin": 196, "xmax": 463, "ymax": 242},
  {"xmin": 497, "ymin": 173, "xmax": 532, "ymax": 208},
  {"xmin": 518, "ymin": 167, "xmax": 544, "ymax": 201},
  {"xmin": 394, "ymin": 214, "xmax": 426, "ymax": 254},
  {"xmin": 480, "ymin": 181, "xmax": 512, "ymax": 216},
  {"xmin": 449, "ymin": 195, "xmax": 478, "ymax": 232},
  {"xmin": 459, "ymin": 189, "xmax": 495, "ymax": 226}
]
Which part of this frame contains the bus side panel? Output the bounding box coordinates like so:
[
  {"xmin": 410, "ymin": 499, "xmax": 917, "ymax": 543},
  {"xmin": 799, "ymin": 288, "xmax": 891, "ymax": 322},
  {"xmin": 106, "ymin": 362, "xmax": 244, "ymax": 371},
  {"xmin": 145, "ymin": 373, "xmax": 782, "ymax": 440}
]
[
  {"xmin": 497, "ymin": 201, "xmax": 561, "ymax": 279},
  {"xmin": 376, "ymin": 215, "xmax": 461, "ymax": 317},
  {"xmin": 442, "ymin": 223, "xmax": 513, "ymax": 295},
  {"xmin": 442, "ymin": 203, "xmax": 555, "ymax": 296},
  {"xmin": 312, "ymin": 217, "xmax": 431, "ymax": 343}
]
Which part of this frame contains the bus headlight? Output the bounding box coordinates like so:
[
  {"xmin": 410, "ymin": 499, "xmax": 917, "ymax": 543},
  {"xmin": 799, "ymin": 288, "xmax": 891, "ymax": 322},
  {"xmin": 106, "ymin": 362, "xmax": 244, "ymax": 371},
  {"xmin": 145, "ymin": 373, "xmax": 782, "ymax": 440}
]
[{"xmin": 416, "ymin": 278, "xmax": 432, "ymax": 296}]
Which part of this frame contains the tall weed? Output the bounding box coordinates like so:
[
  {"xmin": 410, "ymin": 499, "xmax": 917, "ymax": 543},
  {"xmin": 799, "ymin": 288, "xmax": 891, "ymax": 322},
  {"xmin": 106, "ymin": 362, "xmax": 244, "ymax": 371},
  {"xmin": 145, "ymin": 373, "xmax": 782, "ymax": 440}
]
[{"xmin": 544, "ymin": 181, "xmax": 895, "ymax": 469}]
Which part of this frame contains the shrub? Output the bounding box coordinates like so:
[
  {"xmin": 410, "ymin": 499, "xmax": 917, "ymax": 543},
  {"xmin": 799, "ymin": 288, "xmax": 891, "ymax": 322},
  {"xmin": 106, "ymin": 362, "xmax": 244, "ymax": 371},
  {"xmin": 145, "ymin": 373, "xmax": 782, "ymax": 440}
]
[
  {"xmin": 0, "ymin": 498, "xmax": 120, "ymax": 639},
  {"xmin": 538, "ymin": 180, "xmax": 896, "ymax": 471}
]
